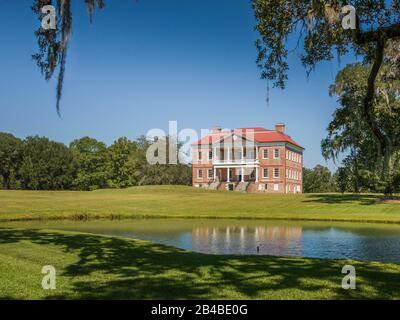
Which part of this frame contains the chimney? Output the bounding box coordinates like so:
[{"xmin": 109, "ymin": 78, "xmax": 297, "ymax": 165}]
[
  {"xmin": 275, "ymin": 123, "xmax": 285, "ymax": 134},
  {"xmin": 211, "ymin": 126, "xmax": 222, "ymax": 134}
]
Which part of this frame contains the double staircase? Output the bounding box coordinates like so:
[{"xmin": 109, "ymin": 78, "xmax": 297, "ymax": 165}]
[
  {"xmin": 208, "ymin": 181, "xmax": 221, "ymax": 190},
  {"xmin": 235, "ymin": 181, "xmax": 249, "ymax": 192}
]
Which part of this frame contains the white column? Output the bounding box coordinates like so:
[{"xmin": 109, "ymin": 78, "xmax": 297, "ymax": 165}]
[
  {"xmin": 255, "ymin": 146, "xmax": 259, "ymax": 161},
  {"xmin": 241, "ymin": 167, "xmax": 244, "ymax": 182},
  {"xmin": 227, "ymin": 167, "xmax": 230, "ymax": 182},
  {"xmin": 214, "ymin": 147, "xmax": 217, "ymax": 162},
  {"xmin": 255, "ymin": 167, "xmax": 259, "ymax": 182},
  {"xmin": 227, "ymin": 147, "xmax": 231, "ymax": 162},
  {"xmin": 214, "ymin": 167, "xmax": 216, "ymax": 182},
  {"xmin": 241, "ymin": 146, "xmax": 244, "ymax": 162}
]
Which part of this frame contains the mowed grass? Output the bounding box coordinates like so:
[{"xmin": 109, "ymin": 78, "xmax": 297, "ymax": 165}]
[
  {"xmin": 0, "ymin": 228, "xmax": 399, "ymax": 300},
  {"xmin": 0, "ymin": 186, "xmax": 399, "ymax": 223}
]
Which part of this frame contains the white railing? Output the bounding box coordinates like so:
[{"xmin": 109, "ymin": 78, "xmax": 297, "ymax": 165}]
[{"xmin": 213, "ymin": 159, "xmax": 259, "ymax": 165}]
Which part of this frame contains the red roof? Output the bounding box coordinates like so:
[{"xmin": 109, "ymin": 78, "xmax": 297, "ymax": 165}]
[{"xmin": 192, "ymin": 127, "xmax": 303, "ymax": 149}]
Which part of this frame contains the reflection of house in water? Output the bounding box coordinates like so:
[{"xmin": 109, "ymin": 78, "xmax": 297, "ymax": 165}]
[{"xmin": 192, "ymin": 226, "xmax": 303, "ymax": 255}]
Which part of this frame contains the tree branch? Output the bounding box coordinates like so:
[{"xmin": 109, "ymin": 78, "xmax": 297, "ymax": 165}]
[
  {"xmin": 355, "ymin": 23, "xmax": 400, "ymax": 45},
  {"xmin": 361, "ymin": 38, "xmax": 386, "ymax": 153}
]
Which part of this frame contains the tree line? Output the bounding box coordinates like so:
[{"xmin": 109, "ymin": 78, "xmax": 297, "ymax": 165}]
[
  {"xmin": 0, "ymin": 133, "xmax": 191, "ymax": 190},
  {"xmin": 1, "ymin": 132, "xmax": 398, "ymax": 194}
]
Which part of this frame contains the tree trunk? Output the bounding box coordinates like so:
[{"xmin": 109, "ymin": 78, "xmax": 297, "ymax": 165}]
[
  {"xmin": 352, "ymin": 148, "xmax": 360, "ymax": 193},
  {"xmin": 383, "ymin": 139, "xmax": 395, "ymax": 196}
]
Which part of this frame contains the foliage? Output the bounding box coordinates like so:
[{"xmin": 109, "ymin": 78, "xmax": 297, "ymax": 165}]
[
  {"xmin": 106, "ymin": 137, "xmax": 138, "ymax": 188},
  {"xmin": 322, "ymin": 44, "xmax": 400, "ymax": 195},
  {"xmin": 303, "ymin": 165, "xmax": 336, "ymax": 193},
  {"xmin": 254, "ymin": 1, "xmax": 400, "ymax": 195},
  {"xmin": 32, "ymin": 0, "xmax": 105, "ymax": 113},
  {"xmin": 0, "ymin": 133, "xmax": 191, "ymax": 191},
  {"xmin": 0, "ymin": 133, "xmax": 22, "ymax": 189},
  {"xmin": 253, "ymin": 0, "xmax": 399, "ymax": 88},
  {"xmin": 19, "ymin": 136, "xmax": 76, "ymax": 190},
  {"xmin": 334, "ymin": 167, "xmax": 352, "ymax": 193},
  {"xmin": 70, "ymin": 137, "xmax": 109, "ymax": 190}
]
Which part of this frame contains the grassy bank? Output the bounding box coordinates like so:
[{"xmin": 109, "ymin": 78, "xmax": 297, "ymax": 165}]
[
  {"xmin": 0, "ymin": 228, "xmax": 399, "ymax": 299},
  {"xmin": 0, "ymin": 186, "xmax": 399, "ymax": 223}
]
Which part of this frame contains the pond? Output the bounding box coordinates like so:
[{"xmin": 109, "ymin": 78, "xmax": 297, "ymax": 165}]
[{"xmin": 3, "ymin": 219, "xmax": 400, "ymax": 263}]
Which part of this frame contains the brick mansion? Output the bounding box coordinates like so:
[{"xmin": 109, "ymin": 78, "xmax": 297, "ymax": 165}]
[{"xmin": 191, "ymin": 124, "xmax": 304, "ymax": 193}]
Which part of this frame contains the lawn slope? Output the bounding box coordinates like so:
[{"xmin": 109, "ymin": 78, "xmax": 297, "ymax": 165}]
[
  {"xmin": 0, "ymin": 186, "xmax": 399, "ymax": 223},
  {"xmin": 0, "ymin": 228, "xmax": 399, "ymax": 299}
]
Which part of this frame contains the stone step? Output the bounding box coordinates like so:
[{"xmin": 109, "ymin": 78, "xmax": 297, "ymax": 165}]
[
  {"xmin": 208, "ymin": 182, "xmax": 221, "ymax": 190},
  {"xmin": 235, "ymin": 181, "xmax": 249, "ymax": 192}
]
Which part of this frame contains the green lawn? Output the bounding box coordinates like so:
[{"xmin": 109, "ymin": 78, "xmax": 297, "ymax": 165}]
[
  {"xmin": 1, "ymin": 187, "xmax": 399, "ymax": 299},
  {"xmin": 0, "ymin": 228, "xmax": 399, "ymax": 299},
  {"xmin": 0, "ymin": 185, "xmax": 399, "ymax": 223}
]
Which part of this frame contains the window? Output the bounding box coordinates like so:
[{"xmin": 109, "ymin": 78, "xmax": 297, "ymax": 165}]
[
  {"xmin": 263, "ymin": 168, "xmax": 268, "ymax": 178},
  {"xmin": 286, "ymin": 168, "xmax": 288, "ymax": 178},
  {"xmin": 274, "ymin": 149, "xmax": 280, "ymax": 159},
  {"xmin": 286, "ymin": 150, "xmax": 289, "ymax": 160},
  {"xmin": 197, "ymin": 169, "xmax": 203, "ymax": 179},
  {"xmin": 209, "ymin": 150, "xmax": 213, "ymax": 160},
  {"xmin": 274, "ymin": 168, "xmax": 279, "ymax": 178},
  {"xmin": 263, "ymin": 149, "xmax": 268, "ymax": 159},
  {"xmin": 198, "ymin": 151, "xmax": 202, "ymax": 161},
  {"xmin": 208, "ymin": 169, "xmax": 213, "ymax": 179},
  {"xmin": 265, "ymin": 184, "xmax": 268, "ymax": 190},
  {"xmin": 274, "ymin": 184, "xmax": 279, "ymax": 191}
]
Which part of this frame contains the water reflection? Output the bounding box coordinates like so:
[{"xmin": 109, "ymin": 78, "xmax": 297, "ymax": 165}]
[
  {"xmin": 192, "ymin": 226, "xmax": 303, "ymax": 256},
  {"xmin": 3, "ymin": 219, "xmax": 400, "ymax": 263}
]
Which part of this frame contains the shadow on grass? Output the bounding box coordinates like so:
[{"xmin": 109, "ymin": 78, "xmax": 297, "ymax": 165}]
[
  {"xmin": 303, "ymin": 194, "xmax": 381, "ymax": 206},
  {"xmin": 0, "ymin": 228, "xmax": 398, "ymax": 299}
]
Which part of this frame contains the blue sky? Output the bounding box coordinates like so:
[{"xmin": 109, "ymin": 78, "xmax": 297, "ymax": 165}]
[{"xmin": 0, "ymin": 0, "xmax": 357, "ymax": 170}]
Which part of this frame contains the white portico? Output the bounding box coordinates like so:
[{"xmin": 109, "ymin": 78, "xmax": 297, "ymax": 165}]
[{"xmin": 211, "ymin": 133, "xmax": 259, "ymax": 183}]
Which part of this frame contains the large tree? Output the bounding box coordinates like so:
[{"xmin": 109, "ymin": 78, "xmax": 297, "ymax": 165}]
[
  {"xmin": 253, "ymin": 0, "xmax": 399, "ymax": 187},
  {"xmin": 19, "ymin": 136, "xmax": 76, "ymax": 190},
  {"xmin": 106, "ymin": 137, "xmax": 138, "ymax": 188},
  {"xmin": 70, "ymin": 136, "xmax": 109, "ymax": 190},
  {"xmin": 303, "ymin": 165, "xmax": 335, "ymax": 193},
  {"xmin": 0, "ymin": 133, "xmax": 22, "ymax": 189},
  {"xmin": 322, "ymin": 44, "xmax": 400, "ymax": 194}
]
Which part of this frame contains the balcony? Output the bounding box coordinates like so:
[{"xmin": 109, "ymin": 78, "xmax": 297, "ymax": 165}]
[
  {"xmin": 211, "ymin": 147, "xmax": 259, "ymax": 166},
  {"xmin": 213, "ymin": 158, "xmax": 259, "ymax": 165}
]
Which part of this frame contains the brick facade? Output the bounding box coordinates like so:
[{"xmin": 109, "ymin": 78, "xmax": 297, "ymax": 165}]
[{"xmin": 192, "ymin": 124, "xmax": 304, "ymax": 193}]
